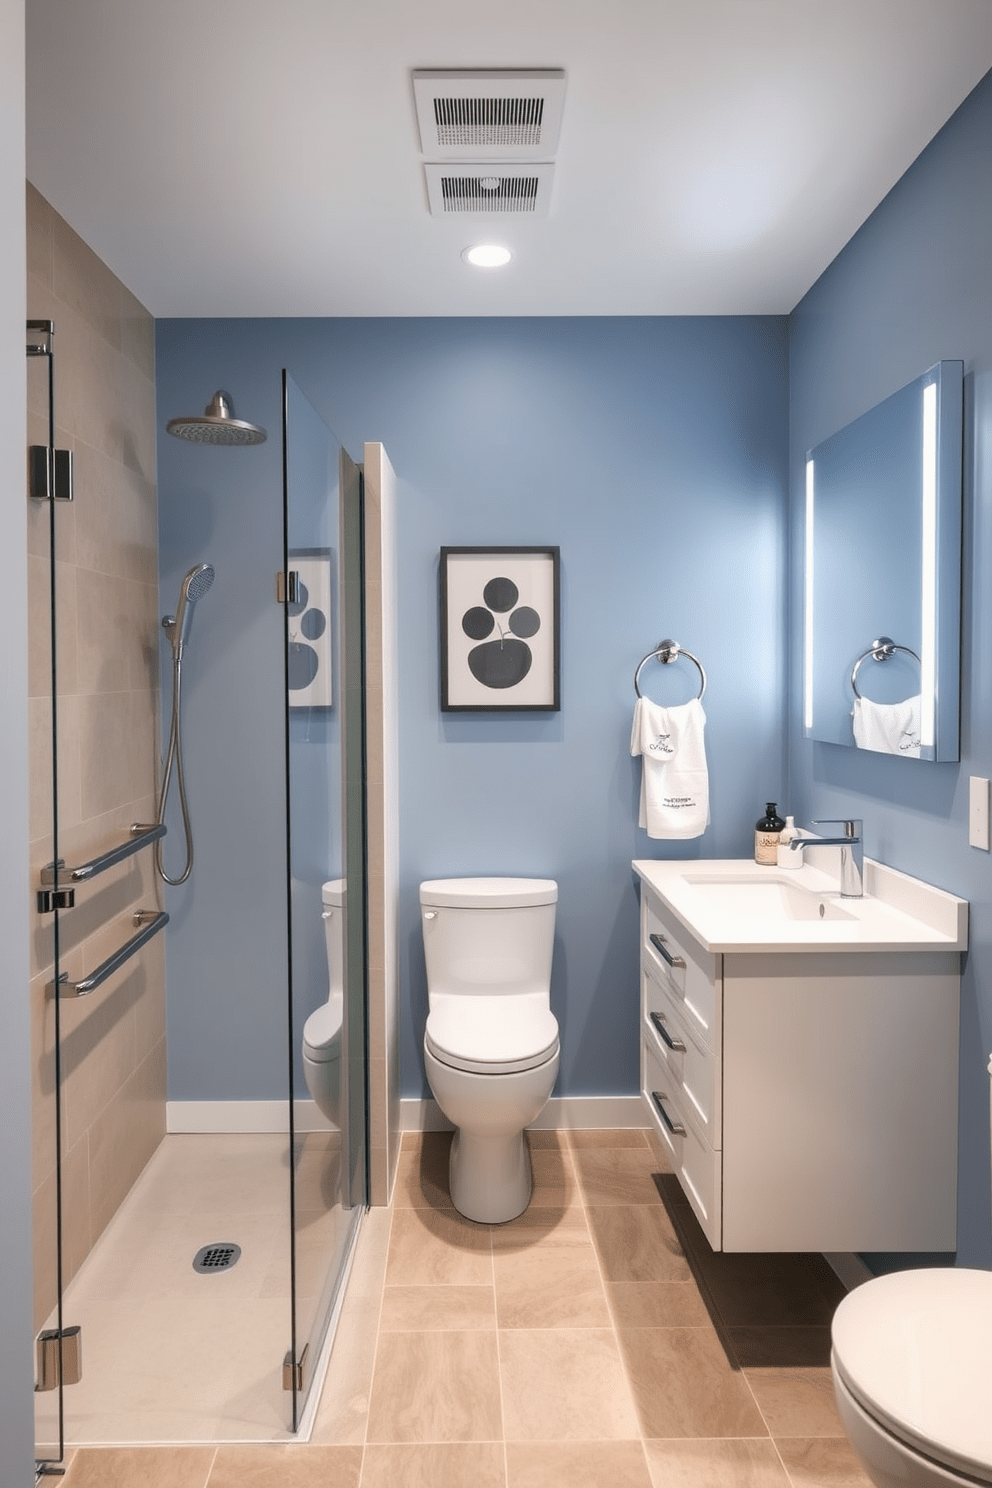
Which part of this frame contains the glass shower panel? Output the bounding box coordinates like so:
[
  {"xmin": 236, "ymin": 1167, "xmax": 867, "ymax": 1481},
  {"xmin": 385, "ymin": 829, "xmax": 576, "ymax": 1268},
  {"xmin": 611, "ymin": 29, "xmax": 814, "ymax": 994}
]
[
  {"xmin": 28, "ymin": 321, "xmax": 68, "ymax": 1471},
  {"xmin": 281, "ymin": 373, "xmax": 367, "ymax": 1429}
]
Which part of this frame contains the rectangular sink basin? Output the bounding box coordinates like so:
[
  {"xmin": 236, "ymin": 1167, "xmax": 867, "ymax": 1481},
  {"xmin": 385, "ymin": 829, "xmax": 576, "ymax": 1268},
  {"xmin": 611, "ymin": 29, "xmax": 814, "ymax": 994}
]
[{"xmin": 680, "ymin": 874, "xmax": 856, "ymax": 922}]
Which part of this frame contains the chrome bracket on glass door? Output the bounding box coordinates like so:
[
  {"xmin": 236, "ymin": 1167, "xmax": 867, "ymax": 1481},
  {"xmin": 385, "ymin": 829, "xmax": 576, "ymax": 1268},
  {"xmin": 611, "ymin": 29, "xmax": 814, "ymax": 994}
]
[
  {"xmin": 28, "ymin": 444, "xmax": 74, "ymax": 502},
  {"xmin": 276, "ymin": 570, "xmax": 300, "ymax": 605},
  {"xmin": 35, "ymin": 1326, "xmax": 82, "ymax": 1392},
  {"xmin": 282, "ymin": 1344, "xmax": 308, "ymax": 1391}
]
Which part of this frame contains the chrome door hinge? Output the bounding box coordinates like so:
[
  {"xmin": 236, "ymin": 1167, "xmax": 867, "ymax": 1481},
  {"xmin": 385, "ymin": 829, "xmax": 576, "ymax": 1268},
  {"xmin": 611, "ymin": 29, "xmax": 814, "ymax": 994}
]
[
  {"xmin": 276, "ymin": 570, "xmax": 300, "ymax": 605},
  {"xmin": 37, "ymin": 887, "xmax": 75, "ymax": 914},
  {"xmin": 35, "ymin": 1326, "xmax": 82, "ymax": 1392},
  {"xmin": 282, "ymin": 1343, "xmax": 308, "ymax": 1391},
  {"xmin": 29, "ymin": 446, "xmax": 74, "ymax": 502}
]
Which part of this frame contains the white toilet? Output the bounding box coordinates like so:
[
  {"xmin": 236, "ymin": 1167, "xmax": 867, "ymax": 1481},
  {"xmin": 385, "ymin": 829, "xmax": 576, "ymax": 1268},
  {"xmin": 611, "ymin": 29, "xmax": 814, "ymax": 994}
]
[
  {"xmin": 830, "ymin": 1057, "xmax": 992, "ymax": 1488},
  {"xmin": 301, "ymin": 878, "xmax": 345, "ymax": 1128},
  {"xmin": 420, "ymin": 876, "xmax": 560, "ymax": 1224}
]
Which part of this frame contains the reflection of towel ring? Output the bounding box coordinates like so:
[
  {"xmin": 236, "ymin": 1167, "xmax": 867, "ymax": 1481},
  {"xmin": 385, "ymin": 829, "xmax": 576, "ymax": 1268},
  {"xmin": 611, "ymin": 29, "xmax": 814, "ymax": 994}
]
[
  {"xmin": 850, "ymin": 636, "xmax": 921, "ymax": 699},
  {"xmin": 634, "ymin": 639, "xmax": 707, "ymax": 700}
]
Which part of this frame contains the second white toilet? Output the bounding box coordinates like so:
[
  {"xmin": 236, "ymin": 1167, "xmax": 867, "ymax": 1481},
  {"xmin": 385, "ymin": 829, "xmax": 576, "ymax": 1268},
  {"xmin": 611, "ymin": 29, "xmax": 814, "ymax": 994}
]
[
  {"xmin": 421, "ymin": 876, "xmax": 560, "ymax": 1224},
  {"xmin": 301, "ymin": 878, "xmax": 345, "ymax": 1129}
]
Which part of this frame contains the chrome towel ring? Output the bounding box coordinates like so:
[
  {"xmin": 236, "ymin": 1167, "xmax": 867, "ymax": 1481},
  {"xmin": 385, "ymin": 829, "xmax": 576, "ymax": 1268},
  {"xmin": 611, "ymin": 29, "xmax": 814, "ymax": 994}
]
[
  {"xmin": 634, "ymin": 639, "xmax": 707, "ymax": 700},
  {"xmin": 850, "ymin": 636, "xmax": 921, "ymax": 699}
]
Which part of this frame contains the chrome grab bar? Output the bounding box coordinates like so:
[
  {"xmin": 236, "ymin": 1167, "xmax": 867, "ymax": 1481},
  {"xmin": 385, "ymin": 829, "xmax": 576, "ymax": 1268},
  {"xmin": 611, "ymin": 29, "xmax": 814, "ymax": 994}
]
[
  {"xmin": 48, "ymin": 910, "xmax": 169, "ymax": 999},
  {"xmin": 41, "ymin": 823, "xmax": 166, "ymax": 886}
]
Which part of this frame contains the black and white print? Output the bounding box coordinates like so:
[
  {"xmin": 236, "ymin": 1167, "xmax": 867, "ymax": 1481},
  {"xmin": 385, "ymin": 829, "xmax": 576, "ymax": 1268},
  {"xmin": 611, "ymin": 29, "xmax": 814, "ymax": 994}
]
[
  {"xmin": 440, "ymin": 547, "xmax": 560, "ymax": 711},
  {"xmin": 287, "ymin": 553, "xmax": 332, "ymax": 708}
]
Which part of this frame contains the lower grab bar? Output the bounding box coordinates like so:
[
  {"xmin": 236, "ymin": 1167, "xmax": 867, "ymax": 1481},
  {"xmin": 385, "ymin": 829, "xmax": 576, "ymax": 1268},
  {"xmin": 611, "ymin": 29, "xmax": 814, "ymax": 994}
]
[{"xmin": 47, "ymin": 910, "xmax": 169, "ymax": 998}]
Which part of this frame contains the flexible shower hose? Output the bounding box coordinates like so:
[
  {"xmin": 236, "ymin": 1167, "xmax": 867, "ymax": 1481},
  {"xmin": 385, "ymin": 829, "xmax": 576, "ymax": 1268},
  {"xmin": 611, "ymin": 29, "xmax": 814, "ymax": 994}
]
[{"xmin": 155, "ymin": 652, "xmax": 195, "ymax": 885}]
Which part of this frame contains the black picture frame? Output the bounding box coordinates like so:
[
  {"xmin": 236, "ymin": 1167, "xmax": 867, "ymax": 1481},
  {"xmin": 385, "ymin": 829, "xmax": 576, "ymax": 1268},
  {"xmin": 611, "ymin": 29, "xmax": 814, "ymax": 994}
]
[{"xmin": 440, "ymin": 546, "xmax": 561, "ymax": 712}]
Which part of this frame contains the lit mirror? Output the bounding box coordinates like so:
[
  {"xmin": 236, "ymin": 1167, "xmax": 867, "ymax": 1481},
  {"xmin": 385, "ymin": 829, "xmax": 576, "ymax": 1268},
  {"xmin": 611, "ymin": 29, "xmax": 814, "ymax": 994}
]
[{"xmin": 803, "ymin": 361, "xmax": 963, "ymax": 761}]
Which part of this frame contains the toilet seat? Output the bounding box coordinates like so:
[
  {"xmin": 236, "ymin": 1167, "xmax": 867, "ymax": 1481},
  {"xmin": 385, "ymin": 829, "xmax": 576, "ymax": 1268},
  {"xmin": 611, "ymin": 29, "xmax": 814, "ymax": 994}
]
[
  {"xmin": 831, "ymin": 1269, "xmax": 992, "ymax": 1484},
  {"xmin": 425, "ymin": 993, "xmax": 559, "ymax": 1075},
  {"xmin": 303, "ymin": 994, "xmax": 343, "ymax": 1063}
]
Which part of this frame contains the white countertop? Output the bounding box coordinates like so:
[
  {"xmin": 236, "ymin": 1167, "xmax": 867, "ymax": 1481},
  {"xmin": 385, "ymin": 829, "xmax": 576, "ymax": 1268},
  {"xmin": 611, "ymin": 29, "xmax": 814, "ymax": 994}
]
[{"xmin": 632, "ymin": 856, "xmax": 968, "ymax": 954}]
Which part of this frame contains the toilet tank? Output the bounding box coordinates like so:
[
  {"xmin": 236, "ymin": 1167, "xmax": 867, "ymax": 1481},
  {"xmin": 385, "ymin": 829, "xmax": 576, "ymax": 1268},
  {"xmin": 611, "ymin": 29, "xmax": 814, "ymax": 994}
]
[
  {"xmin": 322, "ymin": 878, "xmax": 345, "ymax": 1000},
  {"xmin": 420, "ymin": 878, "xmax": 557, "ymax": 998}
]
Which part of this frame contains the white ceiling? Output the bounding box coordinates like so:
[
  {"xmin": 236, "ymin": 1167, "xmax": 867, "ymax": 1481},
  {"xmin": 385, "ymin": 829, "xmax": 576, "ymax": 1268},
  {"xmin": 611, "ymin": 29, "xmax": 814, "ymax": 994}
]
[{"xmin": 24, "ymin": 0, "xmax": 992, "ymax": 319}]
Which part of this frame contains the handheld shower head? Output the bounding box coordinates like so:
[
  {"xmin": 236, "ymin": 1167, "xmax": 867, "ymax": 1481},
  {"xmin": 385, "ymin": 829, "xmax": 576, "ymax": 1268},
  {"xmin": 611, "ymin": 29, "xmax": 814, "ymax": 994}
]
[{"xmin": 163, "ymin": 563, "xmax": 215, "ymax": 658}]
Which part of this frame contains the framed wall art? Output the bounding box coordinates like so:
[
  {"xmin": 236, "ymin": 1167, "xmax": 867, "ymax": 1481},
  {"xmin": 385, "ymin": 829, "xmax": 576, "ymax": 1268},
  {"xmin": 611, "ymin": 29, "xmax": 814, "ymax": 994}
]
[
  {"xmin": 287, "ymin": 550, "xmax": 332, "ymax": 708},
  {"xmin": 440, "ymin": 546, "xmax": 560, "ymax": 711}
]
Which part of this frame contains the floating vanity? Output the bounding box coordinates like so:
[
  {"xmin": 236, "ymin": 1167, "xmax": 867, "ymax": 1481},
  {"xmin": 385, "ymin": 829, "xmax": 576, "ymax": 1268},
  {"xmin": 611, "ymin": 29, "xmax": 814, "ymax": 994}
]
[{"xmin": 633, "ymin": 856, "xmax": 968, "ymax": 1253}]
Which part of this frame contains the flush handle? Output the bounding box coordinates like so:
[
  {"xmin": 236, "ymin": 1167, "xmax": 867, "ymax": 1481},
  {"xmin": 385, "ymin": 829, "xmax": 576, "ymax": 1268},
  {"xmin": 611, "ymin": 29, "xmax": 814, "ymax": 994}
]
[
  {"xmin": 423, "ymin": 911, "xmax": 437, "ymax": 921},
  {"xmin": 649, "ymin": 1010, "xmax": 686, "ymax": 1053},
  {"xmin": 651, "ymin": 1090, "xmax": 686, "ymax": 1137},
  {"xmin": 649, "ymin": 933, "xmax": 686, "ymax": 970}
]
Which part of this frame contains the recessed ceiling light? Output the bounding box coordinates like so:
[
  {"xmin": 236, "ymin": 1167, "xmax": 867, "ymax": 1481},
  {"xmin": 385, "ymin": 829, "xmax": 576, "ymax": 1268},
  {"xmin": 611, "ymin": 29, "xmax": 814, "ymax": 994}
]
[{"xmin": 462, "ymin": 244, "xmax": 513, "ymax": 268}]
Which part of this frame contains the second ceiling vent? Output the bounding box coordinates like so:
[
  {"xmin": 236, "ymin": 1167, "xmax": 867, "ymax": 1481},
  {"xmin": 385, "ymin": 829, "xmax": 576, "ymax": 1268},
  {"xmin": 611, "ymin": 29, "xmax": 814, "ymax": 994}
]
[{"xmin": 413, "ymin": 69, "xmax": 566, "ymax": 159}]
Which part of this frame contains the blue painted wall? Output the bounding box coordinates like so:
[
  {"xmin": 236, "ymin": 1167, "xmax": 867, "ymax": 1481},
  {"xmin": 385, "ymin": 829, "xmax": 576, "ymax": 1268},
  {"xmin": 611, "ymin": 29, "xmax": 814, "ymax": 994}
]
[
  {"xmin": 156, "ymin": 316, "xmax": 789, "ymax": 1103},
  {"xmin": 787, "ymin": 71, "xmax": 992, "ymax": 1267}
]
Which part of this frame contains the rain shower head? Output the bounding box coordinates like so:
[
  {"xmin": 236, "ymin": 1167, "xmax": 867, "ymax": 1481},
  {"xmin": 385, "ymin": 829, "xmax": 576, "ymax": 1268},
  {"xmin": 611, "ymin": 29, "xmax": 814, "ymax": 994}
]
[
  {"xmin": 166, "ymin": 390, "xmax": 267, "ymax": 446},
  {"xmin": 164, "ymin": 562, "xmax": 215, "ymax": 658}
]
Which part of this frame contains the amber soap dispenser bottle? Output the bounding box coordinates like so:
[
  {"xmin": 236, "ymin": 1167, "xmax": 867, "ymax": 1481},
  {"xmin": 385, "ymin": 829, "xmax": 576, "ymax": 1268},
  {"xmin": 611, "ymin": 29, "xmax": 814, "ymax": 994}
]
[{"xmin": 754, "ymin": 802, "xmax": 785, "ymax": 865}]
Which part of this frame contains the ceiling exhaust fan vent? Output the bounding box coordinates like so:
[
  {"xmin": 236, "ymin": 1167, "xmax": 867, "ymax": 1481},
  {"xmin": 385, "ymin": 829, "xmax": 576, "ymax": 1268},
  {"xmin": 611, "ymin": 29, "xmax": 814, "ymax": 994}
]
[
  {"xmin": 425, "ymin": 164, "xmax": 555, "ymax": 218},
  {"xmin": 414, "ymin": 70, "xmax": 566, "ymax": 159}
]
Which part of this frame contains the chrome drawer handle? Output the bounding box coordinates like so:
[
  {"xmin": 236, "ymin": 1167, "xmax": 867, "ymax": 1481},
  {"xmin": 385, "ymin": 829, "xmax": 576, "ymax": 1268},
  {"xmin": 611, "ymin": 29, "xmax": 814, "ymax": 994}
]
[
  {"xmin": 649, "ymin": 933, "xmax": 686, "ymax": 970},
  {"xmin": 649, "ymin": 1010, "xmax": 686, "ymax": 1053},
  {"xmin": 651, "ymin": 1090, "xmax": 686, "ymax": 1137}
]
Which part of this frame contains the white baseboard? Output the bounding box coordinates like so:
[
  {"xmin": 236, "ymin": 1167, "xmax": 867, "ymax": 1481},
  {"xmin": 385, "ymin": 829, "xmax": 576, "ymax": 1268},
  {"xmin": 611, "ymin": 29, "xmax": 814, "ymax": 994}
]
[
  {"xmin": 166, "ymin": 1099, "xmax": 333, "ymax": 1134},
  {"xmin": 824, "ymin": 1252, "xmax": 874, "ymax": 1290},
  {"xmin": 400, "ymin": 1095, "xmax": 649, "ymax": 1133}
]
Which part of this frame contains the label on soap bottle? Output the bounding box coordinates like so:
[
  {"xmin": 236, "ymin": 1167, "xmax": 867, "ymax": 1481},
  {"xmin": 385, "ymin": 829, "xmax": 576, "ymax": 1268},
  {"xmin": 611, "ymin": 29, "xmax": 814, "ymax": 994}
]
[{"xmin": 754, "ymin": 830, "xmax": 780, "ymax": 866}]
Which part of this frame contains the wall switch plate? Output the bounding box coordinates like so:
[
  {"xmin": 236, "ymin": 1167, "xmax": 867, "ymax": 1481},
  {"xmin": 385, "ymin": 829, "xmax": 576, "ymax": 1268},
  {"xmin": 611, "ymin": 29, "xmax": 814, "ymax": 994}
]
[{"xmin": 969, "ymin": 777, "xmax": 990, "ymax": 850}]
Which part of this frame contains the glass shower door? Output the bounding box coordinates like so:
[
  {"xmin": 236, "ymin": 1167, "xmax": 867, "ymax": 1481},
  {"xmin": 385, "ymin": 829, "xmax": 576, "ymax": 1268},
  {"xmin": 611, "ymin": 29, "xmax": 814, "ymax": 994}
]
[{"xmin": 281, "ymin": 372, "xmax": 367, "ymax": 1430}]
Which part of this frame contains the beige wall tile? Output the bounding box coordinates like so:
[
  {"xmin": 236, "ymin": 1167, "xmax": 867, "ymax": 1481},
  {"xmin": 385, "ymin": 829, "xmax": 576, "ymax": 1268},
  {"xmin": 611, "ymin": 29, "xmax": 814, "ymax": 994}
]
[
  {"xmin": 120, "ymin": 283, "xmax": 156, "ymax": 382},
  {"xmin": 52, "ymin": 211, "xmax": 123, "ymax": 351},
  {"xmin": 75, "ymin": 565, "xmax": 131, "ymax": 694},
  {"xmin": 27, "ymin": 182, "xmax": 53, "ymax": 289},
  {"xmin": 88, "ymin": 1040, "xmax": 166, "ymax": 1242}
]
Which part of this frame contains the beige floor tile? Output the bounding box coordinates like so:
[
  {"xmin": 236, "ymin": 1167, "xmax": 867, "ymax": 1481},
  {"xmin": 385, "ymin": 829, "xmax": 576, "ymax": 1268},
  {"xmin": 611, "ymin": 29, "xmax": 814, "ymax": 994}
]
[
  {"xmin": 490, "ymin": 1204, "xmax": 591, "ymax": 1252},
  {"xmin": 588, "ymin": 1204, "xmax": 693, "ymax": 1283},
  {"xmin": 567, "ymin": 1129, "xmax": 650, "ymax": 1150},
  {"xmin": 574, "ymin": 1147, "xmax": 668, "ymax": 1205},
  {"xmin": 361, "ymin": 1442, "xmax": 506, "ymax": 1488},
  {"xmin": 525, "ymin": 1128, "xmax": 569, "ymax": 1150},
  {"xmin": 499, "ymin": 1328, "xmax": 640, "ymax": 1441},
  {"xmin": 309, "ymin": 1209, "xmax": 392, "ymax": 1446},
  {"xmin": 608, "ymin": 1281, "xmax": 713, "ymax": 1329},
  {"xmin": 775, "ymin": 1437, "xmax": 875, "ymax": 1488},
  {"xmin": 494, "ymin": 1244, "xmax": 611, "ymax": 1328},
  {"xmin": 392, "ymin": 1133, "xmax": 453, "ymax": 1208},
  {"xmin": 207, "ymin": 1444, "xmax": 362, "ymax": 1488},
  {"xmin": 618, "ymin": 1327, "xmax": 769, "ymax": 1439},
  {"xmin": 506, "ymin": 1439, "xmax": 652, "ymax": 1487},
  {"xmin": 730, "ymin": 1328, "xmax": 845, "ymax": 1438},
  {"xmin": 64, "ymin": 1446, "xmax": 216, "ymax": 1488},
  {"xmin": 379, "ymin": 1284, "xmax": 497, "ymax": 1330},
  {"xmin": 527, "ymin": 1147, "xmax": 581, "ymax": 1208},
  {"xmin": 367, "ymin": 1330, "xmax": 502, "ymax": 1442},
  {"xmin": 384, "ymin": 1206, "xmax": 492, "ymax": 1286},
  {"xmin": 643, "ymin": 1438, "xmax": 792, "ymax": 1488}
]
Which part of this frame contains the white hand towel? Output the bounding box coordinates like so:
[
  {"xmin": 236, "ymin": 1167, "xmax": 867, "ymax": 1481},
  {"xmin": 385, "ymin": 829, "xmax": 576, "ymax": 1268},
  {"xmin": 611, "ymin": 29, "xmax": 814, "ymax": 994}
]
[
  {"xmin": 852, "ymin": 694, "xmax": 922, "ymax": 757},
  {"xmin": 630, "ymin": 696, "xmax": 710, "ymax": 839}
]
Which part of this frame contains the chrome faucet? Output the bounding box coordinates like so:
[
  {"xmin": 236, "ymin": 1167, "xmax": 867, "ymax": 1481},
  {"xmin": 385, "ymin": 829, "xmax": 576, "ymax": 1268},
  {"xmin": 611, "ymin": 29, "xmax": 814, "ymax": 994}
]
[{"xmin": 789, "ymin": 818, "xmax": 864, "ymax": 897}]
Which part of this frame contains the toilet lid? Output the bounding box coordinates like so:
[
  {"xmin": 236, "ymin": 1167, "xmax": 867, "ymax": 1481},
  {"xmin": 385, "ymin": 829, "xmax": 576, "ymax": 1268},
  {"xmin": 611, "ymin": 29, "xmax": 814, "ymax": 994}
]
[
  {"xmin": 303, "ymin": 995, "xmax": 343, "ymax": 1061},
  {"xmin": 425, "ymin": 994, "xmax": 559, "ymax": 1075},
  {"xmin": 832, "ymin": 1268, "xmax": 992, "ymax": 1483}
]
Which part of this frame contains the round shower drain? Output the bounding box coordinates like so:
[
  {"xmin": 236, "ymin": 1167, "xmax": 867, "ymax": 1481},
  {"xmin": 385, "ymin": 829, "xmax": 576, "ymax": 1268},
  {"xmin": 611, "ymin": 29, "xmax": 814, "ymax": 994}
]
[{"xmin": 192, "ymin": 1242, "xmax": 241, "ymax": 1274}]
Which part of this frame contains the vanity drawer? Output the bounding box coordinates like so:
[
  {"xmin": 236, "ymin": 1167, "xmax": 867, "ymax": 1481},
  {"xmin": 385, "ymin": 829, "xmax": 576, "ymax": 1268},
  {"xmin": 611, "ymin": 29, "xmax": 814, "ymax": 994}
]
[
  {"xmin": 642, "ymin": 964, "xmax": 719, "ymax": 1146},
  {"xmin": 642, "ymin": 893, "xmax": 720, "ymax": 1051},
  {"xmin": 642, "ymin": 1036, "xmax": 722, "ymax": 1250}
]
